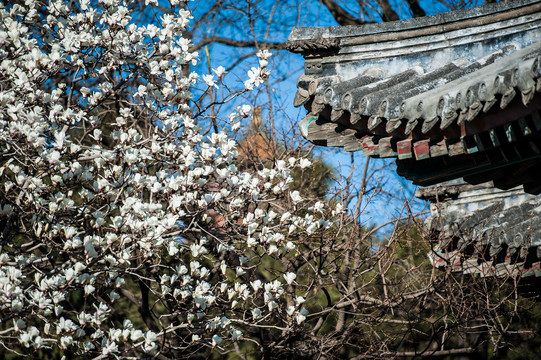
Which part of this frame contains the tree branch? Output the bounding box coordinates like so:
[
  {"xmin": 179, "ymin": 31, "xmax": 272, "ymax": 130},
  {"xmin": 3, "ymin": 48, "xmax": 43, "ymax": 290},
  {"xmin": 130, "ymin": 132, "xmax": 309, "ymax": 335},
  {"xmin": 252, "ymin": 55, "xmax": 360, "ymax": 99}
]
[
  {"xmin": 378, "ymin": 0, "xmax": 400, "ymax": 21},
  {"xmin": 138, "ymin": 279, "xmax": 159, "ymax": 331},
  {"xmin": 318, "ymin": 0, "xmax": 371, "ymax": 26},
  {"xmin": 191, "ymin": 0, "xmax": 223, "ymax": 33},
  {"xmin": 382, "ymin": 347, "xmax": 474, "ymax": 357},
  {"xmin": 406, "ymin": 0, "xmax": 426, "ymax": 18}
]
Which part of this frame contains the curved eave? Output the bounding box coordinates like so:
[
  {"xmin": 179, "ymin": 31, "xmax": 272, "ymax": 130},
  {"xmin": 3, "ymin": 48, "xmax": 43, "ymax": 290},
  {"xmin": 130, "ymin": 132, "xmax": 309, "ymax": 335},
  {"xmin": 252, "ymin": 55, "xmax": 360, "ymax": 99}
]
[{"xmin": 288, "ymin": 1, "xmax": 541, "ymax": 191}]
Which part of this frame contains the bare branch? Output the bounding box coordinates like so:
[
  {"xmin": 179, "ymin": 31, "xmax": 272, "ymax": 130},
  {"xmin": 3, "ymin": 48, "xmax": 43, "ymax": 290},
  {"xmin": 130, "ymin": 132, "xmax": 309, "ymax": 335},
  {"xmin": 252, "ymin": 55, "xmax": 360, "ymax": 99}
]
[
  {"xmin": 406, "ymin": 0, "xmax": 426, "ymax": 17},
  {"xmin": 377, "ymin": 0, "xmax": 400, "ymax": 21},
  {"xmin": 382, "ymin": 347, "xmax": 474, "ymax": 358},
  {"xmin": 318, "ymin": 0, "xmax": 371, "ymax": 26}
]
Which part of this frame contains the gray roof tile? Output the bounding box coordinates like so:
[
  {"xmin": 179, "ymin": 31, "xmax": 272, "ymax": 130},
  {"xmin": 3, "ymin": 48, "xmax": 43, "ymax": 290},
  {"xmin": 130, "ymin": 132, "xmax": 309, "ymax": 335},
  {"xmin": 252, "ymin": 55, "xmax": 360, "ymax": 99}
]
[{"xmin": 288, "ymin": 0, "xmax": 541, "ymax": 191}]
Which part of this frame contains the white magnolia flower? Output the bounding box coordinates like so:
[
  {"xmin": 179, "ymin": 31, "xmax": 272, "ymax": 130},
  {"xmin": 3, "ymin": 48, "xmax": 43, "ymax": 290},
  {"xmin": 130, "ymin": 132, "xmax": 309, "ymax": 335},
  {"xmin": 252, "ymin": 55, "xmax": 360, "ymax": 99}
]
[
  {"xmin": 251, "ymin": 279, "xmax": 262, "ymax": 292},
  {"xmin": 299, "ymin": 158, "xmax": 311, "ymax": 169},
  {"xmin": 290, "ymin": 191, "xmax": 303, "ymax": 203},
  {"xmin": 235, "ymin": 267, "xmax": 246, "ymax": 277},
  {"xmin": 244, "ymin": 67, "xmax": 269, "ymax": 90},
  {"xmin": 257, "ymin": 49, "xmax": 272, "ymax": 60},
  {"xmin": 283, "ymin": 272, "xmax": 296, "ymax": 285},
  {"xmin": 231, "ymin": 329, "xmax": 242, "ymax": 340},
  {"xmin": 251, "ymin": 308, "xmax": 262, "ymax": 319},
  {"xmin": 84, "ymin": 284, "xmax": 95, "ymax": 296},
  {"xmin": 202, "ymin": 74, "xmax": 218, "ymax": 88},
  {"xmin": 211, "ymin": 334, "xmax": 222, "ymax": 346},
  {"xmin": 268, "ymin": 301, "xmax": 278, "ymax": 311},
  {"xmin": 213, "ymin": 66, "xmax": 226, "ymax": 78},
  {"xmin": 286, "ymin": 306, "xmax": 296, "ymax": 316}
]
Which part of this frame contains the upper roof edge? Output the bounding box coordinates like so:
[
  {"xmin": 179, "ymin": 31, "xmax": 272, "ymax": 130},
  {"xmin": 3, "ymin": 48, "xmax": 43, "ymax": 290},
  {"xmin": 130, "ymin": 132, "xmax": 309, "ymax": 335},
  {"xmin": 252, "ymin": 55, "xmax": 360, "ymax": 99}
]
[{"xmin": 288, "ymin": 0, "xmax": 541, "ymax": 42}]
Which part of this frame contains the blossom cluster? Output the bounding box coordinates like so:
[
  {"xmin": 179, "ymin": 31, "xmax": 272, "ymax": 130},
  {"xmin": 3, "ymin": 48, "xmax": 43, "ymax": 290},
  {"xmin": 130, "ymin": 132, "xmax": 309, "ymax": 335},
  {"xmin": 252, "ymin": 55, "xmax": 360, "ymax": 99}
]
[
  {"xmin": 0, "ymin": 0, "xmax": 333, "ymax": 357},
  {"xmin": 244, "ymin": 49, "xmax": 272, "ymax": 90}
]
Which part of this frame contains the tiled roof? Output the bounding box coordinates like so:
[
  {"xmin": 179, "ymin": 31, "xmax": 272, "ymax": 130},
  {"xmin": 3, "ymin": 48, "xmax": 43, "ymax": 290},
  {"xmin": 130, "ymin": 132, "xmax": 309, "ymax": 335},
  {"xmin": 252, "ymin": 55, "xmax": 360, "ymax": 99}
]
[
  {"xmin": 288, "ymin": 0, "xmax": 541, "ymax": 192},
  {"xmin": 417, "ymin": 180, "xmax": 541, "ymax": 280}
]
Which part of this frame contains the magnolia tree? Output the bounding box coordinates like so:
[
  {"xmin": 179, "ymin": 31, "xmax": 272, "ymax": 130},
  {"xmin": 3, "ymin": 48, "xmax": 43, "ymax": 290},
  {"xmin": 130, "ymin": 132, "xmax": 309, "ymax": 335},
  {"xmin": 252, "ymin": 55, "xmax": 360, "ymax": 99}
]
[{"xmin": 0, "ymin": 1, "xmax": 341, "ymax": 357}]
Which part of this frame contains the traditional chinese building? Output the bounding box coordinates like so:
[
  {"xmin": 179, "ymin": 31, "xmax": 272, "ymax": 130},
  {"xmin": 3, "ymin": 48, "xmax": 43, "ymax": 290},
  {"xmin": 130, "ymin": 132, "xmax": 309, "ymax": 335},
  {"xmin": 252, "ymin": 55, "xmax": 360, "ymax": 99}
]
[
  {"xmin": 288, "ymin": 0, "xmax": 541, "ymax": 192},
  {"xmin": 287, "ymin": 0, "xmax": 541, "ymax": 279}
]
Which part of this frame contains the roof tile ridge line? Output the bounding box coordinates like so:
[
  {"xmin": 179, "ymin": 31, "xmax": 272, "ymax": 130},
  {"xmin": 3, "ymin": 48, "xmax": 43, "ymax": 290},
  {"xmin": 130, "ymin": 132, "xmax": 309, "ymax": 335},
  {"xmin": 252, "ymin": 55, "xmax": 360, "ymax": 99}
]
[
  {"xmin": 334, "ymin": 17, "xmax": 540, "ymax": 57},
  {"xmin": 400, "ymin": 40, "xmax": 541, "ymax": 114},
  {"xmin": 343, "ymin": 2, "xmax": 541, "ymax": 46},
  {"xmin": 287, "ymin": 0, "xmax": 541, "ymax": 41}
]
